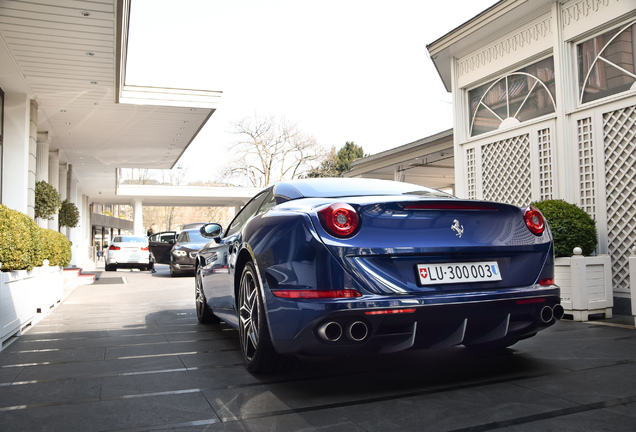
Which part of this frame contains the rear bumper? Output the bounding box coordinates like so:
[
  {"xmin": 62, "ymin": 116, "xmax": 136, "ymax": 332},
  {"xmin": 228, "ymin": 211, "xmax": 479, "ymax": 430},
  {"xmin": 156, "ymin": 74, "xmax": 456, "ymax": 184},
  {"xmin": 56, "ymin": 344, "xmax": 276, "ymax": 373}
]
[{"xmin": 265, "ymin": 286, "xmax": 561, "ymax": 356}]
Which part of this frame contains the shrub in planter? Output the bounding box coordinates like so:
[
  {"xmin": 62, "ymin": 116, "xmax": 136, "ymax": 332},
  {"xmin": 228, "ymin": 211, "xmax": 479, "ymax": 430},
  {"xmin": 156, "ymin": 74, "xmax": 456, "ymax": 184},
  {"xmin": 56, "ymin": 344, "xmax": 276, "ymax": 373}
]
[
  {"xmin": 40, "ymin": 229, "xmax": 72, "ymax": 267},
  {"xmin": 0, "ymin": 205, "xmax": 39, "ymax": 271},
  {"xmin": 58, "ymin": 200, "xmax": 79, "ymax": 230},
  {"xmin": 531, "ymin": 199, "xmax": 597, "ymax": 257},
  {"xmin": 0, "ymin": 205, "xmax": 72, "ymax": 271},
  {"xmin": 35, "ymin": 180, "xmax": 61, "ymax": 220}
]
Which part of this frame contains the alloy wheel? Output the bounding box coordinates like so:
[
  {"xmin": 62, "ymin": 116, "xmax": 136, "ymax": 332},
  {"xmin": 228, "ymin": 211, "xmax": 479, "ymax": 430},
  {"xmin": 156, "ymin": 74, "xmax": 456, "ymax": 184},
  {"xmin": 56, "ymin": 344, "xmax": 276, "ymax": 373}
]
[{"xmin": 239, "ymin": 268, "xmax": 259, "ymax": 362}]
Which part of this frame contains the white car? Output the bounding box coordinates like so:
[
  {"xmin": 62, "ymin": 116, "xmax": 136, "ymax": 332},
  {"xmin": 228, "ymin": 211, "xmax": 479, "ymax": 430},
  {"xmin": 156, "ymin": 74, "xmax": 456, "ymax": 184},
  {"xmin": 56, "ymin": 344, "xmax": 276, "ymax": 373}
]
[{"xmin": 105, "ymin": 235, "xmax": 151, "ymax": 271}]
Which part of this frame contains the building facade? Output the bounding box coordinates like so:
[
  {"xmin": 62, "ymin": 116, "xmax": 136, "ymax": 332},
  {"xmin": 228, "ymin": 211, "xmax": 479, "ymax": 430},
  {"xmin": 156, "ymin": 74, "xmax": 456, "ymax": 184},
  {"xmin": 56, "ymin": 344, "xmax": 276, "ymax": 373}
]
[{"xmin": 428, "ymin": 0, "xmax": 635, "ymax": 312}]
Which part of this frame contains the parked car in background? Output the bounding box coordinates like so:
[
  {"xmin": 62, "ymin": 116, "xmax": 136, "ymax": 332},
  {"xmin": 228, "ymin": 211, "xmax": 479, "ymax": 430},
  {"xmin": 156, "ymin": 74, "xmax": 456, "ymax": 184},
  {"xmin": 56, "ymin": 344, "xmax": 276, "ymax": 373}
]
[
  {"xmin": 194, "ymin": 178, "xmax": 563, "ymax": 373},
  {"xmin": 148, "ymin": 231, "xmax": 177, "ymax": 266},
  {"xmin": 105, "ymin": 235, "xmax": 151, "ymax": 271},
  {"xmin": 149, "ymin": 228, "xmax": 209, "ymax": 277}
]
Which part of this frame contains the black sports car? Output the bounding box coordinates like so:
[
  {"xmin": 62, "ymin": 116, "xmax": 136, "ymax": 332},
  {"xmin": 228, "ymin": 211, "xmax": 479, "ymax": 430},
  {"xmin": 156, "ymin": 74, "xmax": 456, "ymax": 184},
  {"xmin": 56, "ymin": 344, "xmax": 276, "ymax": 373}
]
[{"xmin": 149, "ymin": 228, "xmax": 208, "ymax": 277}]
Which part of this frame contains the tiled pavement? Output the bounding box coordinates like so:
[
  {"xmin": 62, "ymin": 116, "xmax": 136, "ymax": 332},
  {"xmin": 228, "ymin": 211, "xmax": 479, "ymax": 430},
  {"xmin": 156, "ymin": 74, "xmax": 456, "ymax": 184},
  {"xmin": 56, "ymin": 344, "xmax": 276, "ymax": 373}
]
[{"xmin": 1, "ymin": 264, "xmax": 635, "ymax": 431}]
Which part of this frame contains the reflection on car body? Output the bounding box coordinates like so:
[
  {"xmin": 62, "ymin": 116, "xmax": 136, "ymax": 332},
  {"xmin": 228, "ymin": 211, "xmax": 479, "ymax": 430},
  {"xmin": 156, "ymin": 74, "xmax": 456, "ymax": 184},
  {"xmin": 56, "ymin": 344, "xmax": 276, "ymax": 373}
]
[{"xmin": 194, "ymin": 178, "xmax": 562, "ymax": 373}]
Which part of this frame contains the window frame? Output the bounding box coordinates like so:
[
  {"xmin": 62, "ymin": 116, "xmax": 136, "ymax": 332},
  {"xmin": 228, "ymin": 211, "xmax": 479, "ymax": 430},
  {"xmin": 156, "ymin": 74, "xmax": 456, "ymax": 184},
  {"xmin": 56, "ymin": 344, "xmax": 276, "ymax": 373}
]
[
  {"xmin": 577, "ymin": 18, "xmax": 636, "ymax": 106},
  {"xmin": 467, "ymin": 56, "xmax": 556, "ymax": 138}
]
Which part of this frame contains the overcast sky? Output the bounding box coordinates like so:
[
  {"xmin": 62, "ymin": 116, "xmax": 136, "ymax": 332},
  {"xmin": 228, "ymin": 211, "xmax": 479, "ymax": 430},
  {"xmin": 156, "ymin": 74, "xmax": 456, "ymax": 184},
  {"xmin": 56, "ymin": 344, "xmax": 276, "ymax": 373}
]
[{"xmin": 126, "ymin": 0, "xmax": 497, "ymax": 182}]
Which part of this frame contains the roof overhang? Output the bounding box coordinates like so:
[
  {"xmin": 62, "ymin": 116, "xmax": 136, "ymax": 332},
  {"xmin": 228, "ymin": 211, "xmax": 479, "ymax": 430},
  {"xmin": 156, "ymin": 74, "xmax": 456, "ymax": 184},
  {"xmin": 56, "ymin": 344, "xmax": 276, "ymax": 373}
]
[
  {"xmin": 426, "ymin": 0, "xmax": 553, "ymax": 91},
  {"xmin": 0, "ymin": 0, "xmax": 222, "ymax": 205},
  {"xmin": 344, "ymin": 130, "xmax": 455, "ymax": 191}
]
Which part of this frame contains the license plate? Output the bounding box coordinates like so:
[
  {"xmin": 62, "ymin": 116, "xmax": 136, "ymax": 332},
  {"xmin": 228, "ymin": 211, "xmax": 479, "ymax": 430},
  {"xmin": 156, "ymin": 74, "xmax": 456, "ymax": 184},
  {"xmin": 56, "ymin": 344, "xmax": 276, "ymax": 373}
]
[{"xmin": 417, "ymin": 261, "xmax": 502, "ymax": 285}]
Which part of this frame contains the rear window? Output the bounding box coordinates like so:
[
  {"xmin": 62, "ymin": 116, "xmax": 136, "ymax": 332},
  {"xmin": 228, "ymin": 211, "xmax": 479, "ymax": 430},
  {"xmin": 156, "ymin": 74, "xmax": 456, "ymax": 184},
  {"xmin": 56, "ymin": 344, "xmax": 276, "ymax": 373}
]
[
  {"xmin": 285, "ymin": 178, "xmax": 452, "ymax": 199},
  {"xmin": 115, "ymin": 236, "xmax": 147, "ymax": 243},
  {"xmin": 178, "ymin": 230, "xmax": 206, "ymax": 243}
]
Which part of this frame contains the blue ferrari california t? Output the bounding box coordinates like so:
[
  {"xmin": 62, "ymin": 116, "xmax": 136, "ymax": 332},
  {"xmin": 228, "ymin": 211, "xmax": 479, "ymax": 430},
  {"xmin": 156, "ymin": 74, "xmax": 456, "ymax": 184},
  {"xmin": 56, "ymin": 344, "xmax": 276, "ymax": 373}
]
[{"xmin": 195, "ymin": 178, "xmax": 562, "ymax": 373}]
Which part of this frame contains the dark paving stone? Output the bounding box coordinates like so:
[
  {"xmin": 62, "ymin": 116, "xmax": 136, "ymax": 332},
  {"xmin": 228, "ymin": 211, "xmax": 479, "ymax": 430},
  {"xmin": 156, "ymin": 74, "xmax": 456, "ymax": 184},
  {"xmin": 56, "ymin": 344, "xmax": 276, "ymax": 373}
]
[
  {"xmin": 12, "ymin": 355, "xmax": 186, "ymax": 381},
  {"xmin": 0, "ymin": 391, "xmax": 219, "ymax": 432},
  {"xmin": 500, "ymin": 404, "xmax": 636, "ymax": 431},
  {"xmin": 2, "ymin": 270, "xmax": 635, "ymax": 432},
  {"xmin": 335, "ymin": 382, "xmax": 578, "ymax": 432},
  {"xmin": 0, "ymin": 377, "xmax": 102, "ymax": 409},
  {"xmin": 100, "ymin": 367, "xmax": 262, "ymax": 399}
]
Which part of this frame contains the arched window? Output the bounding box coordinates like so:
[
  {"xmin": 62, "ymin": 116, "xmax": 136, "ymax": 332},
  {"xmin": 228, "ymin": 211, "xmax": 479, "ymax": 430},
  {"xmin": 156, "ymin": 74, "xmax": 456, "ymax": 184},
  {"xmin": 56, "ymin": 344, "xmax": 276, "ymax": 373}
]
[
  {"xmin": 578, "ymin": 20, "xmax": 636, "ymax": 105},
  {"xmin": 469, "ymin": 57, "xmax": 556, "ymax": 137}
]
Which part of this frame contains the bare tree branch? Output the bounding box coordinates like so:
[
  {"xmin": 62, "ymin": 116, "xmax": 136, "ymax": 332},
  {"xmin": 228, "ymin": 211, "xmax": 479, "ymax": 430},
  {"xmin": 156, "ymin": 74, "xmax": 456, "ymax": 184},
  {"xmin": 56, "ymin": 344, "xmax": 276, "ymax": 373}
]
[{"xmin": 221, "ymin": 114, "xmax": 326, "ymax": 187}]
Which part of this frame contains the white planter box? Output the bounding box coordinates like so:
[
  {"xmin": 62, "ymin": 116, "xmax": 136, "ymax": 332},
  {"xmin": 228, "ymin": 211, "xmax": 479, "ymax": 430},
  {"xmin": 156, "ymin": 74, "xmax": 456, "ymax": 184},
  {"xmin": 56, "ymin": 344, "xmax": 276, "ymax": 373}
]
[
  {"xmin": 31, "ymin": 262, "xmax": 63, "ymax": 313},
  {"xmin": 555, "ymin": 254, "xmax": 613, "ymax": 321},
  {"xmin": 1, "ymin": 270, "xmax": 38, "ymax": 349}
]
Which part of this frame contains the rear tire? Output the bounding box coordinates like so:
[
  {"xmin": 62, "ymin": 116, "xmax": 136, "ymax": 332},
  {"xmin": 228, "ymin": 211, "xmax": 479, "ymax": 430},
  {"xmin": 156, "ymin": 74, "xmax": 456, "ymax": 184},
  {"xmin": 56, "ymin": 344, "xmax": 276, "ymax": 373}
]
[
  {"xmin": 195, "ymin": 266, "xmax": 219, "ymax": 324},
  {"xmin": 238, "ymin": 262, "xmax": 289, "ymax": 373}
]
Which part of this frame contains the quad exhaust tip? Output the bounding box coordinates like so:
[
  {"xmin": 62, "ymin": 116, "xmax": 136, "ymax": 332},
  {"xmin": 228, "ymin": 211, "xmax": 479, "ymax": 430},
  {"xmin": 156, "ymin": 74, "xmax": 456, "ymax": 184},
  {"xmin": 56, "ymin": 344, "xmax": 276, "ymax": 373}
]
[
  {"xmin": 317, "ymin": 321, "xmax": 369, "ymax": 343},
  {"xmin": 317, "ymin": 322, "xmax": 342, "ymax": 342},
  {"xmin": 540, "ymin": 304, "xmax": 565, "ymax": 323}
]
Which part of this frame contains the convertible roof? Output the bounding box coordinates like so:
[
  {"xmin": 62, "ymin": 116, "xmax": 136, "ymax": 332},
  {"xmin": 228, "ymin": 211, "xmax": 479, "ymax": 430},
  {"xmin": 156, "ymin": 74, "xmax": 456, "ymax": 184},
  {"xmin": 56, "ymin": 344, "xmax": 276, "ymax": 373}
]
[{"xmin": 275, "ymin": 178, "xmax": 450, "ymax": 200}]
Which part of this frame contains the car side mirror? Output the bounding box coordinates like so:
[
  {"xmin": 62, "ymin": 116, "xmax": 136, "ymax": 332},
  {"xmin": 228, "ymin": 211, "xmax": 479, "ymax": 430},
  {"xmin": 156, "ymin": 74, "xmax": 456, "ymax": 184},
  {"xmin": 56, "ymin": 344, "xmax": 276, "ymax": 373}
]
[{"xmin": 200, "ymin": 223, "xmax": 223, "ymax": 239}]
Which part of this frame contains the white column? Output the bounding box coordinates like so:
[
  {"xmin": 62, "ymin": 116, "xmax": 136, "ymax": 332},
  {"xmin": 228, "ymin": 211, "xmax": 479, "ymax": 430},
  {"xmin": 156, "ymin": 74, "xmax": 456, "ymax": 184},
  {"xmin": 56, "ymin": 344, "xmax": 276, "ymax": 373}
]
[
  {"xmin": 27, "ymin": 101, "xmax": 38, "ymax": 219},
  {"xmin": 36, "ymin": 132, "xmax": 50, "ymax": 182},
  {"xmin": 2, "ymin": 93, "xmax": 31, "ymax": 214},
  {"xmin": 59, "ymin": 163, "xmax": 68, "ymax": 201},
  {"xmin": 36, "ymin": 132, "xmax": 50, "ymax": 228},
  {"xmin": 394, "ymin": 165, "xmax": 405, "ymax": 182},
  {"xmin": 68, "ymin": 167, "xmax": 79, "ymax": 266},
  {"xmin": 133, "ymin": 199, "xmax": 144, "ymax": 236},
  {"xmin": 48, "ymin": 150, "xmax": 60, "ymax": 230}
]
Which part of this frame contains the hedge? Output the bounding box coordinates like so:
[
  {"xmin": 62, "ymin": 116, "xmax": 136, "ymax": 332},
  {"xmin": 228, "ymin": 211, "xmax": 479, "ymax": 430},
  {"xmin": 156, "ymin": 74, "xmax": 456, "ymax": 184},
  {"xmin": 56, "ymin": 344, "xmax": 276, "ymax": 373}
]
[
  {"xmin": 531, "ymin": 199, "xmax": 598, "ymax": 257},
  {"xmin": 0, "ymin": 205, "xmax": 72, "ymax": 271}
]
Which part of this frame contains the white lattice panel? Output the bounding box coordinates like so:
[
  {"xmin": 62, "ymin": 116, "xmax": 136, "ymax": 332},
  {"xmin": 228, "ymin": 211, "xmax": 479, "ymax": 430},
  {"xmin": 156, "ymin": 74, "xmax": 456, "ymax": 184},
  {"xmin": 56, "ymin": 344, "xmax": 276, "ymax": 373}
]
[
  {"xmin": 578, "ymin": 117, "xmax": 596, "ymax": 218},
  {"xmin": 603, "ymin": 105, "xmax": 636, "ymax": 292},
  {"xmin": 466, "ymin": 148, "xmax": 476, "ymax": 199},
  {"xmin": 537, "ymin": 128, "xmax": 553, "ymax": 201},
  {"xmin": 481, "ymin": 134, "xmax": 532, "ymax": 206}
]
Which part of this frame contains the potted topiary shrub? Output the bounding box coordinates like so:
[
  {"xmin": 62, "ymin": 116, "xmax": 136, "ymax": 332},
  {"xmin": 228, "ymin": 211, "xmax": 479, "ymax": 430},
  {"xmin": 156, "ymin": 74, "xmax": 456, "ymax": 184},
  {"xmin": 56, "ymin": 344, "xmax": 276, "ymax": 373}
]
[
  {"xmin": 532, "ymin": 199, "xmax": 612, "ymax": 321},
  {"xmin": 58, "ymin": 200, "xmax": 79, "ymax": 231},
  {"xmin": 34, "ymin": 180, "xmax": 62, "ymax": 221}
]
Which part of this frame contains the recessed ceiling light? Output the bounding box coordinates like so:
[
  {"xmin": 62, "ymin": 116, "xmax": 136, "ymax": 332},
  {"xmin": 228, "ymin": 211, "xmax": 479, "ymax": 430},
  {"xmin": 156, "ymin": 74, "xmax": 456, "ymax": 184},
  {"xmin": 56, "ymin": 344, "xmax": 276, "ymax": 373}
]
[
  {"xmin": 81, "ymin": 11, "xmax": 91, "ymax": 17},
  {"xmin": 60, "ymin": 109, "xmax": 66, "ymax": 113},
  {"xmin": 86, "ymin": 52, "xmax": 95, "ymax": 57},
  {"xmin": 65, "ymin": 122, "xmax": 71, "ymax": 125},
  {"xmin": 90, "ymin": 81, "xmax": 98, "ymax": 85}
]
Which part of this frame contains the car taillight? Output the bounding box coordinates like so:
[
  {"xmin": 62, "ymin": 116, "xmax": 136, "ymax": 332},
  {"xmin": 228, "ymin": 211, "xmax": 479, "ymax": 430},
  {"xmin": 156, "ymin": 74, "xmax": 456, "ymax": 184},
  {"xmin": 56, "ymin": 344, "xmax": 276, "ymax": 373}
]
[
  {"xmin": 364, "ymin": 308, "xmax": 416, "ymax": 315},
  {"xmin": 109, "ymin": 245, "xmax": 120, "ymax": 251},
  {"xmin": 318, "ymin": 203, "xmax": 360, "ymax": 238},
  {"xmin": 523, "ymin": 206, "xmax": 545, "ymax": 235},
  {"xmin": 141, "ymin": 246, "xmax": 149, "ymax": 251},
  {"xmin": 272, "ymin": 289, "xmax": 361, "ymax": 298}
]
